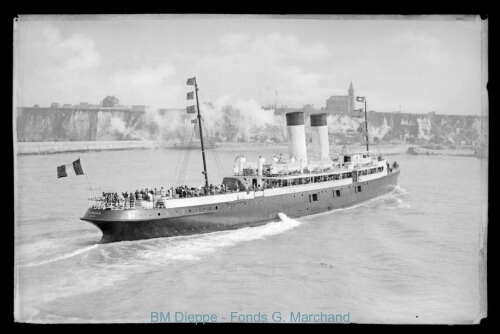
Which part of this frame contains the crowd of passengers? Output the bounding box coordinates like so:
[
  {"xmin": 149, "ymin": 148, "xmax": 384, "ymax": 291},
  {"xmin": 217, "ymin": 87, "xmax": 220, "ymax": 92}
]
[
  {"xmin": 100, "ymin": 184, "xmax": 229, "ymax": 207},
  {"xmin": 98, "ymin": 161, "xmax": 399, "ymax": 208}
]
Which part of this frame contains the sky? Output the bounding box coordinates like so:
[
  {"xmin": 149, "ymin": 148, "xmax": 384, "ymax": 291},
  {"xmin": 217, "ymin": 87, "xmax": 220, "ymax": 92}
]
[{"xmin": 14, "ymin": 14, "xmax": 487, "ymax": 116}]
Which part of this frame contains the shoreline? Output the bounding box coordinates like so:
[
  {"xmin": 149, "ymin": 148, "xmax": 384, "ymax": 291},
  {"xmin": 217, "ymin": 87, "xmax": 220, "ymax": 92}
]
[{"xmin": 15, "ymin": 140, "xmax": 478, "ymax": 158}]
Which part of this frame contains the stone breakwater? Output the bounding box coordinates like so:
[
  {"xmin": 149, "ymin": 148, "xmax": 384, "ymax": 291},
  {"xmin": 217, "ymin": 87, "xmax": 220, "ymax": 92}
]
[
  {"xmin": 15, "ymin": 141, "xmax": 417, "ymax": 156},
  {"xmin": 16, "ymin": 141, "xmax": 161, "ymax": 155}
]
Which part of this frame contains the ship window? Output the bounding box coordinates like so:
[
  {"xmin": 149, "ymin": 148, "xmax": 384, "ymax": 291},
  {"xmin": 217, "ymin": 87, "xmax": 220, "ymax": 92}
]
[
  {"xmin": 358, "ymin": 186, "xmax": 362, "ymax": 192},
  {"xmin": 336, "ymin": 190, "xmax": 341, "ymax": 197},
  {"xmin": 312, "ymin": 194, "xmax": 318, "ymax": 201},
  {"xmin": 215, "ymin": 206, "xmax": 218, "ymax": 210}
]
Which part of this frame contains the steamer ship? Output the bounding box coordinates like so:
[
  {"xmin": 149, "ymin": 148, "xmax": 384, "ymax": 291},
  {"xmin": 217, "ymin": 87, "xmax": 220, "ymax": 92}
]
[{"xmin": 81, "ymin": 77, "xmax": 400, "ymax": 243}]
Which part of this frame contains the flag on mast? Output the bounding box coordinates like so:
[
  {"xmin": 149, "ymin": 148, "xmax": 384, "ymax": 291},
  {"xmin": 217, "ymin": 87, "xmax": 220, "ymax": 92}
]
[
  {"xmin": 187, "ymin": 77, "xmax": 195, "ymax": 85},
  {"xmin": 352, "ymin": 108, "xmax": 364, "ymax": 118},
  {"xmin": 57, "ymin": 159, "xmax": 84, "ymax": 178},
  {"xmin": 356, "ymin": 96, "xmax": 365, "ymax": 103},
  {"xmin": 186, "ymin": 105, "xmax": 196, "ymax": 113},
  {"xmin": 187, "ymin": 91, "xmax": 194, "ymax": 100}
]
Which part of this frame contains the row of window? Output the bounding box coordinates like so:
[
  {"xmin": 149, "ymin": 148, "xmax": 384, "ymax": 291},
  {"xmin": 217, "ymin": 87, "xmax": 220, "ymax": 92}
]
[
  {"xmin": 357, "ymin": 167, "xmax": 384, "ymax": 176},
  {"xmin": 309, "ymin": 188, "xmax": 344, "ymax": 202},
  {"xmin": 176, "ymin": 185, "xmax": 364, "ymax": 212}
]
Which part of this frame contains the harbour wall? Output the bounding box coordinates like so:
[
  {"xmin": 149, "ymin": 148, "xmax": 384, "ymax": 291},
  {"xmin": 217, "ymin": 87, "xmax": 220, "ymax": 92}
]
[{"xmin": 15, "ymin": 140, "xmax": 162, "ymax": 155}]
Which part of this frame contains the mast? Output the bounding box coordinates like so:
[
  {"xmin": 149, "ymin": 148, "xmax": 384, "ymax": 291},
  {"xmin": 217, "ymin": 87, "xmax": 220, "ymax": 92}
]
[
  {"xmin": 194, "ymin": 77, "xmax": 209, "ymax": 191},
  {"xmin": 364, "ymin": 98, "xmax": 369, "ymax": 154}
]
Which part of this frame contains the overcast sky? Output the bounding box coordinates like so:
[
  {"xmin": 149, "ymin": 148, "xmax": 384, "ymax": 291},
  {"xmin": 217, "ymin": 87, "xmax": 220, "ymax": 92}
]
[{"xmin": 14, "ymin": 14, "xmax": 486, "ymax": 115}]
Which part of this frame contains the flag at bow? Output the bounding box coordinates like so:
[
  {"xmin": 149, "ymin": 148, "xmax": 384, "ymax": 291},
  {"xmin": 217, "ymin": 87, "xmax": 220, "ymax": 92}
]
[
  {"xmin": 186, "ymin": 77, "xmax": 196, "ymax": 85},
  {"xmin": 57, "ymin": 159, "xmax": 84, "ymax": 178},
  {"xmin": 187, "ymin": 91, "xmax": 194, "ymax": 100},
  {"xmin": 356, "ymin": 96, "xmax": 365, "ymax": 103}
]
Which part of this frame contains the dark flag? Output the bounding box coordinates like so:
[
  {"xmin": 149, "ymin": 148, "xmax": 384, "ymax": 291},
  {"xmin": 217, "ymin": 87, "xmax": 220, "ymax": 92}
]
[
  {"xmin": 356, "ymin": 96, "xmax": 365, "ymax": 103},
  {"xmin": 73, "ymin": 159, "xmax": 84, "ymax": 175},
  {"xmin": 187, "ymin": 91, "xmax": 194, "ymax": 100},
  {"xmin": 191, "ymin": 119, "xmax": 198, "ymax": 123},
  {"xmin": 57, "ymin": 159, "xmax": 85, "ymax": 178},
  {"xmin": 186, "ymin": 105, "xmax": 196, "ymax": 113},
  {"xmin": 186, "ymin": 77, "xmax": 195, "ymax": 85},
  {"xmin": 350, "ymin": 108, "xmax": 364, "ymax": 118}
]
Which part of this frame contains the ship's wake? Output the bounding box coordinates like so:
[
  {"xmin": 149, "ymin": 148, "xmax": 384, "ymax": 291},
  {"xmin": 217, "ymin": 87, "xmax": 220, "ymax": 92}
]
[
  {"xmin": 19, "ymin": 244, "xmax": 99, "ymax": 268},
  {"xmin": 392, "ymin": 185, "xmax": 409, "ymax": 196},
  {"xmin": 382, "ymin": 185, "xmax": 411, "ymax": 209}
]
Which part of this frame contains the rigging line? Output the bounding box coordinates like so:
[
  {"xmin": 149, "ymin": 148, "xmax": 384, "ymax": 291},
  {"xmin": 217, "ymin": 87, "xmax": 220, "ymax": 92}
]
[
  {"xmin": 203, "ymin": 115, "xmax": 238, "ymax": 162},
  {"xmin": 177, "ymin": 125, "xmax": 197, "ymax": 186},
  {"xmin": 195, "ymin": 90, "xmax": 239, "ymax": 162},
  {"xmin": 175, "ymin": 120, "xmax": 195, "ymax": 186},
  {"xmin": 200, "ymin": 119, "xmax": 221, "ymax": 175},
  {"xmin": 172, "ymin": 114, "xmax": 190, "ymax": 186},
  {"xmin": 182, "ymin": 124, "xmax": 198, "ymax": 183},
  {"xmin": 201, "ymin": 118, "xmax": 229, "ymax": 177},
  {"xmin": 202, "ymin": 120, "xmax": 226, "ymax": 177}
]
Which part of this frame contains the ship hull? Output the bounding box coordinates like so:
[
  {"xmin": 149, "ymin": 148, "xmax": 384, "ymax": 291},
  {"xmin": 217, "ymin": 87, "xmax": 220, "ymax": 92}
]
[{"xmin": 82, "ymin": 170, "xmax": 400, "ymax": 243}]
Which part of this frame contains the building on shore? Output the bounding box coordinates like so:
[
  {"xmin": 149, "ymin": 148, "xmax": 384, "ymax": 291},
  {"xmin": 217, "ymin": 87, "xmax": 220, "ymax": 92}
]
[
  {"xmin": 325, "ymin": 82, "xmax": 355, "ymax": 115},
  {"xmin": 102, "ymin": 95, "xmax": 120, "ymax": 107}
]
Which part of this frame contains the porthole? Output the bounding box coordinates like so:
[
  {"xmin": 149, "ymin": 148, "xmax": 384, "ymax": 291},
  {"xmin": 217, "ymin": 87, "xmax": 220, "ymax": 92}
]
[
  {"xmin": 215, "ymin": 206, "xmax": 218, "ymax": 210},
  {"xmin": 158, "ymin": 213, "xmax": 160, "ymax": 216}
]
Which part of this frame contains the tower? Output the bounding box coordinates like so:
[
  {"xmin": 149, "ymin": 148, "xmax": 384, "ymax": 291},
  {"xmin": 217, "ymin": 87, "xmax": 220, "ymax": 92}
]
[{"xmin": 348, "ymin": 82, "xmax": 354, "ymax": 113}]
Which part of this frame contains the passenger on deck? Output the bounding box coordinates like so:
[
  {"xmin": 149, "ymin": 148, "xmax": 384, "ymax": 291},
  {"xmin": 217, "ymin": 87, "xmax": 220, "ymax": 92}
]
[
  {"xmin": 129, "ymin": 191, "xmax": 135, "ymax": 207},
  {"xmin": 117, "ymin": 192, "xmax": 124, "ymax": 206}
]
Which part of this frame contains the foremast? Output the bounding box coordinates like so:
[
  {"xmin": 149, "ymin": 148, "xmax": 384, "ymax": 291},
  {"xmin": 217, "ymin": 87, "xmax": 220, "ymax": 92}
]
[{"xmin": 187, "ymin": 76, "xmax": 209, "ymax": 193}]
